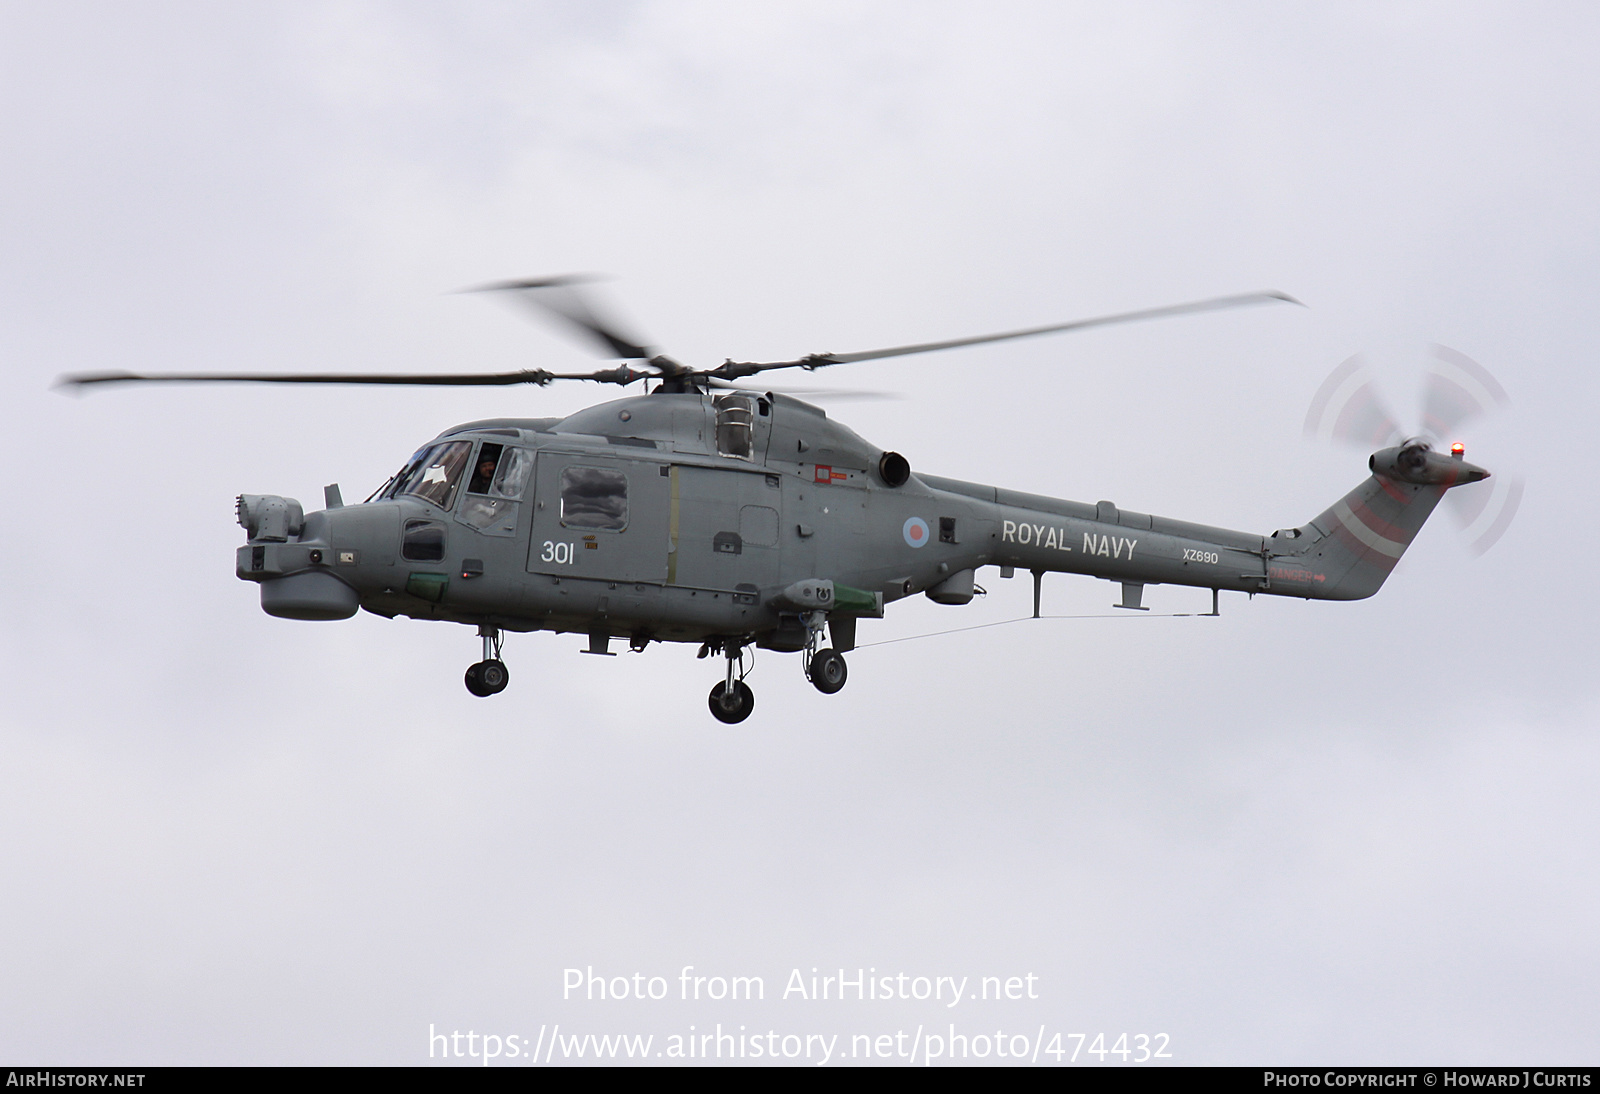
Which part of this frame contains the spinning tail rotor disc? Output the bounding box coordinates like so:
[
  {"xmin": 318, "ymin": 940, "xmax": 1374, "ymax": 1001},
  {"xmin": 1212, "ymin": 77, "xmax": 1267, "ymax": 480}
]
[{"xmin": 1304, "ymin": 346, "xmax": 1523, "ymax": 555}]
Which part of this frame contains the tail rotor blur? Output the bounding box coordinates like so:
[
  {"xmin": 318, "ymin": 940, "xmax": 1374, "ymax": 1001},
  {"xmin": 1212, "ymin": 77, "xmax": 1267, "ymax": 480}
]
[
  {"xmin": 1421, "ymin": 344, "xmax": 1510, "ymax": 439},
  {"xmin": 1303, "ymin": 352, "xmax": 1405, "ymax": 449},
  {"xmin": 1304, "ymin": 346, "xmax": 1523, "ymax": 556}
]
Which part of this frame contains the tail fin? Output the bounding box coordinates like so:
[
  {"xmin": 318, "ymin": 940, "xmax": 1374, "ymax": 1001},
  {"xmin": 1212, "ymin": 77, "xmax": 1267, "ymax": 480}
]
[{"xmin": 1290, "ymin": 475, "xmax": 1446, "ymax": 600}]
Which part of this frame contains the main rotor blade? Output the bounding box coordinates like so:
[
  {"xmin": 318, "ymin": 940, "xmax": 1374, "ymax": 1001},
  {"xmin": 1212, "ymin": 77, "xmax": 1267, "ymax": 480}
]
[
  {"xmin": 57, "ymin": 366, "xmax": 653, "ymax": 390},
  {"xmin": 765, "ymin": 387, "xmax": 902, "ymax": 402},
  {"xmin": 712, "ymin": 381, "xmax": 903, "ymax": 402},
  {"xmin": 708, "ymin": 290, "xmax": 1301, "ymax": 379},
  {"xmin": 467, "ymin": 275, "xmax": 658, "ymax": 363}
]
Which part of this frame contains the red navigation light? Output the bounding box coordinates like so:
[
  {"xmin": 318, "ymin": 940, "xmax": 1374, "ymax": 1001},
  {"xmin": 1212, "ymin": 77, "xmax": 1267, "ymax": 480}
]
[{"xmin": 1450, "ymin": 442, "xmax": 1466, "ymax": 459}]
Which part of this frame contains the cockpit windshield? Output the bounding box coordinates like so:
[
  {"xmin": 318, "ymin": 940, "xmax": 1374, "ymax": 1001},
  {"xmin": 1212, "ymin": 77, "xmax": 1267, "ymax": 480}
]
[{"xmin": 389, "ymin": 440, "xmax": 472, "ymax": 509}]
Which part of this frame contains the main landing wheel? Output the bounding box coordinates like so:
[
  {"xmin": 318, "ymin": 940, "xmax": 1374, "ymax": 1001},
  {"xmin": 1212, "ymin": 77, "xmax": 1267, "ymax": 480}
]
[
  {"xmin": 708, "ymin": 680, "xmax": 755, "ymax": 724},
  {"xmin": 465, "ymin": 659, "xmax": 510, "ymax": 697},
  {"xmin": 809, "ymin": 648, "xmax": 848, "ymax": 694}
]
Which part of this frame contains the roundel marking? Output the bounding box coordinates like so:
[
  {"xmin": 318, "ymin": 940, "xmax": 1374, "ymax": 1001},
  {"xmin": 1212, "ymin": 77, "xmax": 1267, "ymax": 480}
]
[{"xmin": 903, "ymin": 516, "xmax": 930, "ymax": 548}]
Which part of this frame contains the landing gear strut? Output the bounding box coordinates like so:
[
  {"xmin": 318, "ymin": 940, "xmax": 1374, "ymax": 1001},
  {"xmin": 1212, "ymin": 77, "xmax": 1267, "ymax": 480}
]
[
  {"xmin": 465, "ymin": 625, "xmax": 509, "ymax": 697},
  {"xmin": 802, "ymin": 611, "xmax": 848, "ymax": 695},
  {"xmin": 707, "ymin": 641, "xmax": 754, "ymax": 724}
]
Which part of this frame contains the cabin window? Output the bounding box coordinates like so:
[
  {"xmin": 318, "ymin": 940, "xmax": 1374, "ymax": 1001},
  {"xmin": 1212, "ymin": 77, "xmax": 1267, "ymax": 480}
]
[
  {"xmin": 559, "ymin": 466, "xmax": 628, "ymax": 530},
  {"xmin": 714, "ymin": 394, "xmax": 754, "ymax": 459},
  {"xmin": 393, "ymin": 440, "xmax": 472, "ymax": 510}
]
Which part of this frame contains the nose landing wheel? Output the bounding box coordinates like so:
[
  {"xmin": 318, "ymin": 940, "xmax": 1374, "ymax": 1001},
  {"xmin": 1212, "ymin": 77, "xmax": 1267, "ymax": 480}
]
[
  {"xmin": 708, "ymin": 680, "xmax": 755, "ymax": 724},
  {"xmin": 465, "ymin": 625, "xmax": 509, "ymax": 697},
  {"xmin": 465, "ymin": 659, "xmax": 509, "ymax": 697},
  {"xmin": 706, "ymin": 639, "xmax": 755, "ymax": 724}
]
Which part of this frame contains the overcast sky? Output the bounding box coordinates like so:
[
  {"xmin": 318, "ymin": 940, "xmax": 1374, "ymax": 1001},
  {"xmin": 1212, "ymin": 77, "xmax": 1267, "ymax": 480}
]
[{"xmin": 2, "ymin": 2, "xmax": 1596, "ymax": 1067}]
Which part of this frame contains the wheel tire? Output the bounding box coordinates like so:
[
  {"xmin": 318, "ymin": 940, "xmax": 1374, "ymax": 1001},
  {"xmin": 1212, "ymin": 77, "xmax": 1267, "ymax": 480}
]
[
  {"xmin": 478, "ymin": 659, "xmax": 510, "ymax": 694},
  {"xmin": 708, "ymin": 680, "xmax": 755, "ymax": 724},
  {"xmin": 809, "ymin": 648, "xmax": 848, "ymax": 694},
  {"xmin": 464, "ymin": 663, "xmax": 488, "ymax": 697}
]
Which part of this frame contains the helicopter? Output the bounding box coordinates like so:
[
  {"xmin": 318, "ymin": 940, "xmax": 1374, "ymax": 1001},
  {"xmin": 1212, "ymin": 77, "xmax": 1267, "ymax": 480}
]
[{"xmin": 61, "ymin": 278, "xmax": 1500, "ymax": 724}]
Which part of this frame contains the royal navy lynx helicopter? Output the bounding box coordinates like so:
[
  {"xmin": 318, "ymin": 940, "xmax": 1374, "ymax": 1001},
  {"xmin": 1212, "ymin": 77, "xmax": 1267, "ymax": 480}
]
[{"xmin": 62, "ymin": 279, "xmax": 1504, "ymax": 723}]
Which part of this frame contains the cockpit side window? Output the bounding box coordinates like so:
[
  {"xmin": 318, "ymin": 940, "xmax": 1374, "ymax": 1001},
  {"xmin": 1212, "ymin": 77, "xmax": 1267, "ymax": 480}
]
[
  {"xmin": 488, "ymin": 446, "xmax": 532, "ymax": 499},
  {"xmin": 467, "ymin": 443, "xmax": 503, "ymax": 495},
  {"xmin": 459, "ymin": 444, "xmax": 534, "ymax": 535},
  {"xmin": 392, "ymin": 440, "xmax": 472, "ymax": 510},
  {"xmin": 402, "ymin": 518, "xmax": 446, "ymax": 561}
]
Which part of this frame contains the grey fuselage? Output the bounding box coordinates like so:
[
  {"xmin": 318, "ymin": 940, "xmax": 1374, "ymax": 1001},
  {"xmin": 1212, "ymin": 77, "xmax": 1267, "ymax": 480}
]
[{"xmin": 236, "ymin": 391, "xmax": 1476, "ymax": 649}]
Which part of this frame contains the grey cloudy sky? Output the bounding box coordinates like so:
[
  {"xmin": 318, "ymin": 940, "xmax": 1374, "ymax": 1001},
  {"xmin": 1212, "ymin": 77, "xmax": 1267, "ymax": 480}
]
[{"xmin": 2, "ymin": 1, "xmax": 1596, "ymax": 1066}]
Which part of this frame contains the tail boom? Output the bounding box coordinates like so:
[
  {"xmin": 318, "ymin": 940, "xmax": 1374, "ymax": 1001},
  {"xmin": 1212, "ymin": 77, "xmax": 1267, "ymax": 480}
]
[{"xmin": 920, "ymin": 450, "xmax": 1479, "ymax": 604}]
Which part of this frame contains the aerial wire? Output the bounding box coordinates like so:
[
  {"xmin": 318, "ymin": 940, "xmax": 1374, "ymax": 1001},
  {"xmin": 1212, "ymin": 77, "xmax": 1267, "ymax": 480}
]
[{"xmin": 854, "ymin": 610, "xmax": 1218, "ymax": 650}]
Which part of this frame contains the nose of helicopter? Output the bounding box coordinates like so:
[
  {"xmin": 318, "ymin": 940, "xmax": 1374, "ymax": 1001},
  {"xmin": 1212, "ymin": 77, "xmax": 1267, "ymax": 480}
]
[{"xmin": 237, "ymin": 495, "xmax": 385, "ymax": 620}]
